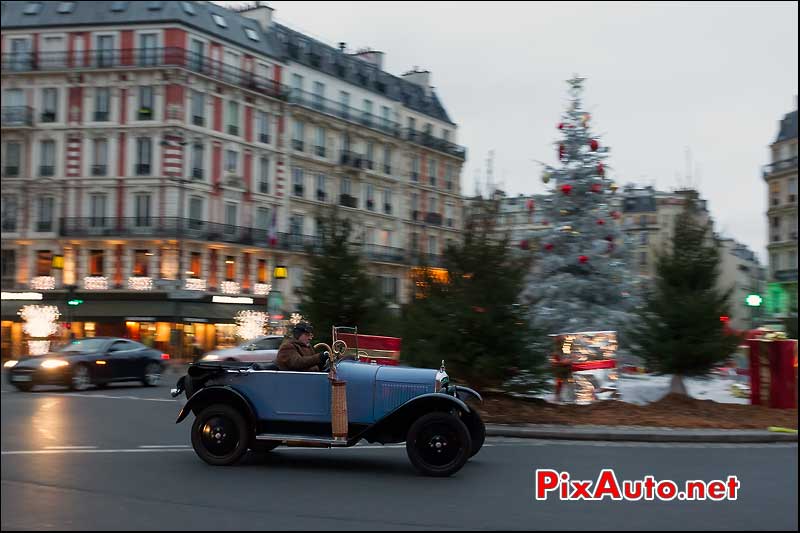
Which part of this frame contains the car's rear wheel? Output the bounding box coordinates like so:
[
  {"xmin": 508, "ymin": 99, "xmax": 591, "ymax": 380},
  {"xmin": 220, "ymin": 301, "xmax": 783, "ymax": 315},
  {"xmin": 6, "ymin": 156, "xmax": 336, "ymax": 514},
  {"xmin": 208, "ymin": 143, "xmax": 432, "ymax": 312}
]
[
  {"xmin": 142, "ymin": 362, "xmax": 162, "ymax": 387},
  {"xmin": 191, "ymin": 404, "xmax": 250, "ymax": 466},
  {"xmin": 406, "ymin": 412, "xmax": 472, "ymax": 477},
  {"xmin": 70, "ymin": 364, "xmax": 92, "ymax": 391}
]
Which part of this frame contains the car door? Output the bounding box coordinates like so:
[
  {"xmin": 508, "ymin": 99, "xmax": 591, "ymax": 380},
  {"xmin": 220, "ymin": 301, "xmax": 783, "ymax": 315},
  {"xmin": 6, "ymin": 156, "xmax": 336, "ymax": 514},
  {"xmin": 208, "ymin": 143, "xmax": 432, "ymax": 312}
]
[{"xmin": 106, "ymin": 340, "xmax": 141, "ymax": 379}]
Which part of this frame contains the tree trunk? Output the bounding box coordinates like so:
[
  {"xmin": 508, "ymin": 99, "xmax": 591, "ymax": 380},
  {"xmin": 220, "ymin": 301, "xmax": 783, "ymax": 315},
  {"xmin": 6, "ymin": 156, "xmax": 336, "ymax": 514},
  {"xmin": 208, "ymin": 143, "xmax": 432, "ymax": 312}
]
[{"xmin": 669, "ymin": 374, "xmax": 688, "ymax": 396}]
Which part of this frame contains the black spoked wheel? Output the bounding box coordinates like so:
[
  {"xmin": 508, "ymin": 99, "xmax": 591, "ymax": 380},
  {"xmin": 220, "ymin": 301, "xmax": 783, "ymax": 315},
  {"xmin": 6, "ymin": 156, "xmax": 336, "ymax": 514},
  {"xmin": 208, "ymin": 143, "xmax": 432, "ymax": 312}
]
[
  {"xmin": 191, "ymin": 404, "xmax": 250, "ymax": 466},
  {"xmin": 406, "ymin": 412, "xmax": 472, "ymax": 477},
  {"xmin": 464, "ymin": 411, "xmax": 486, "ymax": 458}
]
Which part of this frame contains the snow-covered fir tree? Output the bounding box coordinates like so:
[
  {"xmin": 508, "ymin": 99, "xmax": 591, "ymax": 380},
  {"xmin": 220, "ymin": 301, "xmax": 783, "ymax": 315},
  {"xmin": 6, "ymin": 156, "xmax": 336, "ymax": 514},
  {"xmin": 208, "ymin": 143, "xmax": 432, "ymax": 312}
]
[{"xmin": 522, "ymin": 76, "xmax": 638, "ymax": 350}]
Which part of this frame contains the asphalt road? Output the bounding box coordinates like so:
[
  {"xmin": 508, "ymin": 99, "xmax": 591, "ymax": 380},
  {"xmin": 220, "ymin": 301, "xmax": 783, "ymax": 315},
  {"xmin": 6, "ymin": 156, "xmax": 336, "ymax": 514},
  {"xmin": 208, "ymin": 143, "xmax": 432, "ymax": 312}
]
[{"xmin": 1, "ymin": 372, "xmax": 797, "ymax": 531}]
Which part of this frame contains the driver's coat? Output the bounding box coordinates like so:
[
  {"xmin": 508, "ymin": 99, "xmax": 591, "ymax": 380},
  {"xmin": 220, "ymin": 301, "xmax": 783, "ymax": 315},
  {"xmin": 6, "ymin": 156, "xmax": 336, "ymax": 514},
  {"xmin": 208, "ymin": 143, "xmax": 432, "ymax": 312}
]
[{"xmin": 276, "ymin": 339, "xmax": 320, "ymax": 372}]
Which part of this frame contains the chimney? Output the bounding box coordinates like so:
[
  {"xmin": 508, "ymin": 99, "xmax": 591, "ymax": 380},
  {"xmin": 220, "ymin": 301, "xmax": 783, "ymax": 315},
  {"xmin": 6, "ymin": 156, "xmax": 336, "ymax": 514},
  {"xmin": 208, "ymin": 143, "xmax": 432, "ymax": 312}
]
[
  {"xmin": 351, "ymin": 49, "xmax": 385, "ymax": 71},
  {"xmin": 402, "ymin": 67, "xmax": 432, "ymax": 96},
  {"xmin": 338, "ymin": 42, "xmax": 347, "ymax": 52},
  {"xmin": 238, "ymin": 2, "xmax": 275, "ymax": 31}
]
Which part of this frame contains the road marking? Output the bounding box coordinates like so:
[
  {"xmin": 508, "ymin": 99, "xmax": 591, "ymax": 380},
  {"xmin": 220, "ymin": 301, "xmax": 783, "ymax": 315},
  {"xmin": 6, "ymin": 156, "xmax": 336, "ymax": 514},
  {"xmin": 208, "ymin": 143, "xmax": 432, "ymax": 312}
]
[
  {"xmin": 43, "ymin": 446, "xmax": 98, "ymax": 450},
  {"xmin": 138, "ymin": 445, "xmax": 190, "ymax": 449},
  {"xmin": 2, "ymin": 448, "xmax": 194, "ymax": 456}
]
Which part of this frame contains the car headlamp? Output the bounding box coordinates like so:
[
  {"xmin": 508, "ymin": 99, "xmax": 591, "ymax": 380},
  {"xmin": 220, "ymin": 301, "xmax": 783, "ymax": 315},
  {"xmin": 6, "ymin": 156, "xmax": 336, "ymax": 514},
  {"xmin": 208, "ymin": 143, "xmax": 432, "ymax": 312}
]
[
  {"xmin": 202, "ymin": 354, "xmax": 220, "ymax": 361},
  {"xmin": 41, "ymin": 359, "xmax": 69, "ymax": 369},
  {"xmin": 3, "ymin": 360, "xmax": 18, "ymax": 368}
]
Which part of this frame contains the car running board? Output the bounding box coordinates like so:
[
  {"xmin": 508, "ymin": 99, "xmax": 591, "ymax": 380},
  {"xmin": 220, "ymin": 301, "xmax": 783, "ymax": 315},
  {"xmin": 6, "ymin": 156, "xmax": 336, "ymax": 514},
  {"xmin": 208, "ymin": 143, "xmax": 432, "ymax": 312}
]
[{"xmin": 255, "ymin": 433, "xmax": 350, "ymax": 447}]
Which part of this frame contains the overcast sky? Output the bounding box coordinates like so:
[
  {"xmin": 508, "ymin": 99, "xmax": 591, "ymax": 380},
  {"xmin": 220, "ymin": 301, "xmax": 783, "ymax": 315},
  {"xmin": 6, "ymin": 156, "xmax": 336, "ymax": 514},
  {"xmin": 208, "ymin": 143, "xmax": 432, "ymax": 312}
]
[{"xmin": 222, "ymin": 1, "xmax": 798, "ymax": 262}]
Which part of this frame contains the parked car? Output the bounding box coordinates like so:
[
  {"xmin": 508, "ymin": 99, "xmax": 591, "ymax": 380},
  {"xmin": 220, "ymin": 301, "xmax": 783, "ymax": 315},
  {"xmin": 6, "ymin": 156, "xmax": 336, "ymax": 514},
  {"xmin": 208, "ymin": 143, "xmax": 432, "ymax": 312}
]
[
  {"xmin": 200, "ymin": 335, "xmax": 284, "ymax": 363},
  {"xmin": 172, "ymin": 344, "xmax": 485, "ymax": 477},
  {"xmin": 5, "ymin": 337, "xmax": 169, "ymax": 392}
]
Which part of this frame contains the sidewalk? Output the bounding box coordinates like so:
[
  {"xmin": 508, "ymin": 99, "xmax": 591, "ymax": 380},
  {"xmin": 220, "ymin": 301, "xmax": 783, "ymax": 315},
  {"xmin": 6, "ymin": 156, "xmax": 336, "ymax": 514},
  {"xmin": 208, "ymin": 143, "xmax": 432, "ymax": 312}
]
[{"xmin": 485, "ymin": 424, "xmax": 798, "ymax": 443}]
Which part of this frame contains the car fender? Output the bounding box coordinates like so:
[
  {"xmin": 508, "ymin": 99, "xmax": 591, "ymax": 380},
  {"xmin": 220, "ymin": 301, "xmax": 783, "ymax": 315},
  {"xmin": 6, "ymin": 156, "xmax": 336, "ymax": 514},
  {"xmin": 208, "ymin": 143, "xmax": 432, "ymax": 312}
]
[
  {"xmin": 356, "ymin": 393, "xmax": 472, "ymax": 445},
  {"xmin": 175, "ymin": 385, "xmax": 256, "ymax": 427},
  {"xmin": 454, "ymin": 385, "xmax": 482, "ymax": 404}
]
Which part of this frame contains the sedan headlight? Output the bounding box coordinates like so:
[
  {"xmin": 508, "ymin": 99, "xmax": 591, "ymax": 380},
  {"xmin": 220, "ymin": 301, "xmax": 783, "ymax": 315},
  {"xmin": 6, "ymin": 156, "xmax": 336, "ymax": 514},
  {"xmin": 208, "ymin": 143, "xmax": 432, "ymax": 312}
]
[
  {"xmin": 41, "ymin": 359, "xmax": 69, "ymax": 369},
  {"xmin": 4, "ymin": 360, "xmax": 18, "ymax": 368},
  {"xmin": 202, "ymin": 354, "xmax": 220, "ymax": 361}
]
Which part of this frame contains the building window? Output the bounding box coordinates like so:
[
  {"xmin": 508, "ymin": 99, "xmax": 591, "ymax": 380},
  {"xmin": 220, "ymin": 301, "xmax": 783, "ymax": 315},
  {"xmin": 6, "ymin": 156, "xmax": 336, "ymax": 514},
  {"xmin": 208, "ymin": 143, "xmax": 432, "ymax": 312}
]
[
  {"xmin": 411, "ymin": 192, "xmax": 419, "ymax": 219},
  {"xmin": 191, "ymin": 143, "xmax": 204, "ymax": 180},
  {"xmin": 227, "ymin": 101, "xmax": 239, "ymax": 136},
  {"xmin": 429, "ymin": 158, "xmax": 438, "ymax": 186},
  {"xmin": 363, "ymin": 99, "xmax": 373, "ymax": 125},
  {"xmin": 257, "ymin": 111, "xmax": 270, "ymax": 143},
  {"xmin": 292, "ymin": 167, "xmax": 304, "ymax": 197},
  {"xmin": 225, "ymin": 256, "xmax": 236, "ymax": 281},
  {"xmin": 138, "ymin": 33, "xmax": 158, "ymax": 66},
  {"xmin": 428, "ymin": 236, "xmax": 437, "ymax": 255},
  {"xmin": 366, "ymin": 183, "xmax": 375, "ymax": 211},
  {"xmin": 257, "ymin": 259, "xmax": 267, "ymax": 283},
  {"xmin": 640, "ymin": 232, "xmax": 649, "ymax": 245},
  {"xmin": 188, "ymin": 252, "xmax": 201, "ymax": 277},
  {"xmin": 1, "ymin": 195, "xmax": 18, "ymax": 232},
  {"xmin": 411, "ymin": 155, "xmax": 419, "ymax": 181},
  {"xmin": 41, "ymin": 88, "xmax": 58, "ymax": 122},
  {"xmin": 312, "ymin": 81, "xmax": 325, "ymax": 110},
  {"xmin": 225, "ymin": 150, "xmax": 238, "ymax": 174},
  {"xmin": 383, "ymin": 145, "xmax": 392, "ymax": 174},
  {"xmin": 39, "ymin": 140, "xmax": 55, "ymax": 176},
  {"xmin": 341, "ymin": 177, "xmax": 352, "ymax": 196},
  {"xmin": 315, "ymin": 126, "xmax": 326, "ymax": 157},
  {"xmin": 339, "ymin": 91, "xmax": 350, "ymax": 118},
  {"xmin": 316, "ymin": 174, "xmax": 327, "ymax": 202},
  {"xmin": 90, "ymin": 194, "xmax": 107, "ymax": 227},
  {"xmin": 259, "ymin": 156, "xmax": 270, "ymax": 194},
  {"xmin": 291, "ymin": 73, "xmax": 303, "ymax": 97},
  {"xmin": 191, "ymin": 90, "xmax": 204, "ymax": 126},
  {"xmin": 212, "ymin": 13, "xmax": 227, "ymax": 28},
  {"xmin": 256, "ymin": 207, "xmax": 270, "ymax": 232},
  {"xmin": 89, "ymin": 250, "xmax": 104, "ymax": 276},
  {"xmin": 136, "ymin": 138, "xmax": 152, "ymax": 175},
  {"xmin": 135, "ymin": 194, "xmax": 151, "ymax": 226},
  {"xmin": 292, "ymin": 120, "xmax": 304, "ymax": 151},
  {"xmin": 189, "ymin": 196, "xmax": 203, "ymax": 227},
  {"xmin": 36, "ymin": 250, "xmax": 52, "ymax": 276},
  {"xmin": 133, "ymin": 250, "xmax": 149, "ymax": 276},
  {"xmin": 93, "ymin": 138, "xmax": 108, "ymax": 176},
  {"xmin": 96, "ymin": 35, "xmax": 114, "ymax": 67},
  {"xmin": 1, "ymin": 250, "xmax": 15, "ymax": 285},
  {"xmin": 289, "ymin": 214, "xmax": 303, "ymax": 236},
  {"xmin": 225, "ymin": 203, "xmax": 237, "ymax": 229},
  {"xmin": 366, "ymin": 142, "xmax": 375, "ymax": 169},
  {"xmin": 36, "ymin": 196, "xmax": 55, "ymax": 231},
  {"xmin": 789, "ymin": 178, "xmax": 797, "ymax": 203},
  {"xmin": 4, "ymin": 142, "xmax": 21, "ymax": 177},
  {"xmin": 138, "ymin": 86, "xmax": 154, "ymax": 120},
  {"xmin": 95, "ymin": 88, "xmax": 110, "ymax": 121},
  {"xmin": 640, "ymin": 252, "xmax": 648, "ymax": 268},
  {"xmin": 445, "ymin": 203, "xmax": 453, "ymax": 227},
  {"xmin": 244, "ymin": 27, "xmax": 260, "ymax": 42}
]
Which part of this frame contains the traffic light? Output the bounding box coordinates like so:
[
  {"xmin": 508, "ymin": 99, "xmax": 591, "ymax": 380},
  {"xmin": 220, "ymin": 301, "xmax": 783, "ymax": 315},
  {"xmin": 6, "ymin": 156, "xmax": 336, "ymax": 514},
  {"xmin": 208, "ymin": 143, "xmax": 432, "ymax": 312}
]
[
  {"xmin": 66, "ymin": 284, "xmax": 82, "ymax": 306},
  {"xmin": 745, "ymin": 294, "xmax": 763, "ymax": 307},
  {"xmin": 67, "ymin": 299, "xmax": 83, "ymax": 306}
]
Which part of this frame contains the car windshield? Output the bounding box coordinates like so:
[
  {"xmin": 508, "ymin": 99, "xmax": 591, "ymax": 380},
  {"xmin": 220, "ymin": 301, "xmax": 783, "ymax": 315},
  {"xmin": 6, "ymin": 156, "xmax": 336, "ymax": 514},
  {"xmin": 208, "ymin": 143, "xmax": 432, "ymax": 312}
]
[{"xmin": 56, "ymin": 339, "xmax": 108, "ymax": 353}]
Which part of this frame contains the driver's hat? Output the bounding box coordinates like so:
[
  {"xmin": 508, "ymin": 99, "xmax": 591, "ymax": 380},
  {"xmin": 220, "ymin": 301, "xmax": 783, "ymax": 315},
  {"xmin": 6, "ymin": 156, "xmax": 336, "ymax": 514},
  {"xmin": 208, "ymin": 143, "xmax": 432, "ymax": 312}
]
[{"xmin": 292, "ymin": 321, "xmax": 313, "ymax": 338}]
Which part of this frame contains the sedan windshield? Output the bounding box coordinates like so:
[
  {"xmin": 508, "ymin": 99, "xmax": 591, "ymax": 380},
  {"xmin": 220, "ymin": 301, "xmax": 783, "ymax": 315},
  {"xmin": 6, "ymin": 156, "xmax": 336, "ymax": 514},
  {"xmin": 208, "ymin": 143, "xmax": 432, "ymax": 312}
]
[{"xmin": 56, "ymin": 338, "xmax": 108, "ymax": 353}]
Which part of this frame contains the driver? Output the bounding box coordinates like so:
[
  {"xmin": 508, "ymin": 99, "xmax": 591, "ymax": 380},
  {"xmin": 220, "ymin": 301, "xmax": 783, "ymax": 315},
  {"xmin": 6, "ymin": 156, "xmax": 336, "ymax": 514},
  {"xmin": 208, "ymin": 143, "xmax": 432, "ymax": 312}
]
[{"xmin": 276, "ymin": 322, "xmax": 329, "ymax": 372}]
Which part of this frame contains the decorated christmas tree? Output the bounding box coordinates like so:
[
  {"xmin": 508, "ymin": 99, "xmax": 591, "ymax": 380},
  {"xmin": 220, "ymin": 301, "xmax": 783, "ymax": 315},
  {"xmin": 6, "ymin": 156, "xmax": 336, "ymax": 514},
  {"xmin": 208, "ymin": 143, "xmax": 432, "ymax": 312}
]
[{"xmin": 522, "ymin": 76, "xmax": 637, "ymax": 353}]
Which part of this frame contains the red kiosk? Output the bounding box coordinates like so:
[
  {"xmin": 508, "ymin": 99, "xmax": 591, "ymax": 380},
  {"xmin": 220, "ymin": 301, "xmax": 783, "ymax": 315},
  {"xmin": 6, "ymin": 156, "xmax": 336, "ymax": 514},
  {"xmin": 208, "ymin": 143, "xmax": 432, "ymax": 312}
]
[{"xmin": 744, "ymin": 329, "xmax": 798, "ymax": 409}]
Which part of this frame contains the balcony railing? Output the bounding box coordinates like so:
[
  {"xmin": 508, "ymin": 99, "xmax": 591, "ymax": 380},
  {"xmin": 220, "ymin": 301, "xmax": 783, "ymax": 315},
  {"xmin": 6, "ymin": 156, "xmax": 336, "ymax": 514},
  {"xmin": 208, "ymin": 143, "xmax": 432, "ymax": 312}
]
[
  {"xmin": 1, "ymin": 106, "xmax": 34, "ymax": 127},
  {"xmin": 287, "ymin": 88, "xmax": 401, "ymax": 137},
  {"xmin": 361, "ymin": 244, "xmax": 406, "ymax": 263},
  {"xmin": 339, "ymin": 194, "xmax": 358, "ymax": 208},
  {"xmin": 425, "ymin": 212, "xmax": 443, "ymax": 226},
  {"xmin": 763, "ymin": 157, "xmax": 798, "ymax": 177},
  {"xmin": 1, "ymin": 48, "xmax": 289, "ymax": 101},
  {"xmin": 315, "ymin": 145, "xmax": 326, "ymax": 157},
  {"xmin": 3, "ymin": 166, "xmax": 20, "ymax": 177},
  {"xmin": 136, "ymin": 163, "xmax": 151, "ymax": 176},
  {"xmin": 402, "ymin": 129, "xmax": 467, "ymax": 160},
  {"xmin": 39, "ymin": 165, "xmax": 55, "ymax": 177},
  {"xmin": 91, "ymin": 164, "xmax": 107, "ymax": 176},
  {"xmin": 340, "ymin": 151, "xmax": 366, "ymax": 169}
]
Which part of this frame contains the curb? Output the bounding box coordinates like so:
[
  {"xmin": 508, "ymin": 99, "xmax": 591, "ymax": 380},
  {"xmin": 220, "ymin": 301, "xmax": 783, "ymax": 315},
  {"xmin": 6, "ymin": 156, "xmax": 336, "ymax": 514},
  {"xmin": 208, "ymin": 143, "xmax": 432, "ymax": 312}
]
[{"xmin": 485, "ymin": 424, "xmax": 799, "ymax": 443}]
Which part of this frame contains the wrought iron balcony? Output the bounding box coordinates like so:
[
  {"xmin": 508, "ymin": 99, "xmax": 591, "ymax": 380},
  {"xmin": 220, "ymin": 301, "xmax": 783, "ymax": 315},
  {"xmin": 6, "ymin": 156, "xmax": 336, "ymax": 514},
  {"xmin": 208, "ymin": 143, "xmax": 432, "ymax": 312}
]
[
  {"xmin": 339, "ymin": 194, "xmax": 358, "ymax": 208},
  {"xmin": 91, "ymin": 165, "xmax": 107, "ymax": 176},
  {"xmin": 425, "ymin": 212, "xmax": 443, "ymax": 226},
  {"xmin": 340, "ymin": 151, "xmax": 366, "ymax": 169},
  {"xmin": 361, "ymin": 244, "xmax": 406, "ymax": 263},
  {"xmin": 402, "ymin": 128, "xmax": 467, "ymax": 160},
  {"xmin": 763, "ymin": 157, "xmax": 798, "ymax": 177},
  {"xmin": 287, "ymin": 88, "xmax": 400, "ymax": 137},
  {"xmin": 1, "ymin": 106, "xmax": 34, "ymax": 127},
  {"xmin": 1, "ymin": 48, "xmax": 289, "ymax": 101}
]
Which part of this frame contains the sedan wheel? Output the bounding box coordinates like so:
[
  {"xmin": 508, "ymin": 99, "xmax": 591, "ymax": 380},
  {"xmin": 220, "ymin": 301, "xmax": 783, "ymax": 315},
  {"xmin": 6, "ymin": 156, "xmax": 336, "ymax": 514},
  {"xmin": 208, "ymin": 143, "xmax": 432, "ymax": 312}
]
[
  {"xmin": 70, "ymin": 365, "xmax": 92, "ymax": 391},
  {"xmin": 406, "ymin": 412, "xmax": 472, "ymax": 477},
  {"xmin": 142, "ymin": 362, "xmax": 162, "ymax": 387},
  {"xmin": 191, "ymin": 404, "xmax": 250, "ymax": 466}
]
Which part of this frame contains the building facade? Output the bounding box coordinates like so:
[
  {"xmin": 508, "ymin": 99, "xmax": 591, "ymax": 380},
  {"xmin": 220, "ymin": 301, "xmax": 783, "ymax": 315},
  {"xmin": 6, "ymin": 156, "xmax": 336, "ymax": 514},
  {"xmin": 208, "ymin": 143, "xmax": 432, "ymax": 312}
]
[
  {"xmin": 0, "ymin": 0, "xmax": 466, "ymax": 358},
  {"xmin": 763, "ymin": 100, "xmax": 798, "ymax": 320}
]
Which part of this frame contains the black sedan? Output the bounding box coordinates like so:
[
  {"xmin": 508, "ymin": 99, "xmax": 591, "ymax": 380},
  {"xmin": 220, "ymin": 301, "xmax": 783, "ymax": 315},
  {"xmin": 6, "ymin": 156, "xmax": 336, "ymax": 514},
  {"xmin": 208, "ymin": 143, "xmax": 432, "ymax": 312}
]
[{"xmin": 4, "ymin": 337, "xmax": 169, "ymax": 392}]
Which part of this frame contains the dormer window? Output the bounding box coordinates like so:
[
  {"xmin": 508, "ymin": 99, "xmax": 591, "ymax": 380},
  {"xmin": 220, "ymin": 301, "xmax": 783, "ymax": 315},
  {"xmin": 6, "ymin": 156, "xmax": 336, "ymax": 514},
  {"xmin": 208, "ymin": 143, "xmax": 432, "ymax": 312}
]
[
  {"xmin": 181, "ymin": 1, "xmax": 195, "ymax": 15},
  {"xmin": 24, "ymin": 2, "xmax": 42, "ymax": 14},
  {"xmin": 57, "ymin": 2, "xmax": 75, "ymax": 13},
  {"xmin": 245, "ymin": 28, "xmax": 260, "ymax": 42},
  {"xmin": 212, "ymin": 13, "xmax": 227, "ymax": 28},
  {"xmin": 110, "ymin": 1, "xmax": 128, "ymax": 12},
  {"xmin": 147, "ymin": 1, "xmax": 163, "ymax": 11}
]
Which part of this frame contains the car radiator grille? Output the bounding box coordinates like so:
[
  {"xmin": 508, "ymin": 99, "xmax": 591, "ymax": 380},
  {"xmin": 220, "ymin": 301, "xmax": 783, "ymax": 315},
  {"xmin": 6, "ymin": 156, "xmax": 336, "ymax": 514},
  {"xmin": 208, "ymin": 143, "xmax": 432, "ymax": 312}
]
[{"xmin": 376, "ymin": 382, "xmax": 431, "ymax": 416}]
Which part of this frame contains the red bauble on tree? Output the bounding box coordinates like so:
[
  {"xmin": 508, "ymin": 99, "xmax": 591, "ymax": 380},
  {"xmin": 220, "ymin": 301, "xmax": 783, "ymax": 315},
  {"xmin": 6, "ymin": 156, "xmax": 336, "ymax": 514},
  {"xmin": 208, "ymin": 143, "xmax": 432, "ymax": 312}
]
[
  {"xmin": 579, "ymin": 255, "xmax": 589, "ymax": 264},
  {"xmin": 526, "ymin": 198, "xmax": 535, "ymax": 212},
  {"xmin": 519, "ymin": 239, "xmax": 529, "ymax": 250},
  {"xmin": 596, "ymin": 219, "xmax": 605, "ymax": 225},
  {"xmin": 591, "ymin": 183, "xmax": 602, "ymax": 193},
  {"xmin": 597, "ymin": 162, "xmax": 604, "ymax": 176},
  {"xmin": 544, "ymin": 243, "xmax": 554, "ymax": 251},
  {"xmin": 558, "ymin": 122, "xmax": 564, "ymax": 130},
  {"xmin": 610, "ymin": 210, "xmax": 621, "ymax": 220},
  {"xmin": 589, "ymin": 139, "xmax": 599, "ymax": 151},
  {"xmin": 561, "ymin": 184, "xmax": 573, "ymax": 195},
  {"xmin": 558, "ymin": 144, "xmax": 566, "ymax": 160}
]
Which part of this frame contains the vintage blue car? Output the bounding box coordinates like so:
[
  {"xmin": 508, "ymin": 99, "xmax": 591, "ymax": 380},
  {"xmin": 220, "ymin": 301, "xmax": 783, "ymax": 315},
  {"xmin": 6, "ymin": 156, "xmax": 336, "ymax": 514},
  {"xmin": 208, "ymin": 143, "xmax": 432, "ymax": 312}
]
[{"xmin": 172, "ymin": 343, "xmax": 484, "ymax": 477}]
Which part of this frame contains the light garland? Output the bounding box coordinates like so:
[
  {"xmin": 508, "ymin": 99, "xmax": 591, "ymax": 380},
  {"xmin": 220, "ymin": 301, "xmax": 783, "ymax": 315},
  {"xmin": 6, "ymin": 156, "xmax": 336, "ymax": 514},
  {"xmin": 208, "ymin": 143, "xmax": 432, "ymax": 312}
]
[
  {"xmin": 184, "ymin": 278, "xmax": 207, "ymax": 291},
  {"xmin": 84, "ymin": 276, "xmax": 108, "ymax": 290},
  {"xmin": 30, "ymin": 276, "xmax": 56, "ymax": 290},
  {"xmin": 19, "ymin": 304, "xmax": 61, "ymax": 356},
  {"xmin": 221, "ymin": 281, "xmax": 241, "ymax": 295},
  {"xmin": 289, "ymin": 312, "xmax": 304, "ymax": 326},
  {"xmin": 235, "ymin": 310, "xmax": 269, "ymax": 341},
  {"xmin": 253, "ymin": 283, "xmax": 272, "ymax": 296},
  {"xmin": 127, "ymin": 277, "xmax": 153, "ymax": 291}
]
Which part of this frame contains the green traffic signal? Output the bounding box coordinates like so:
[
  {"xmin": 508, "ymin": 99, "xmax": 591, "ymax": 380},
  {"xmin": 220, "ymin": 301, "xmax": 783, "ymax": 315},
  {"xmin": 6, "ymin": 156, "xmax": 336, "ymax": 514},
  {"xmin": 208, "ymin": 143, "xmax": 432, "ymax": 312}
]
[{"xmin": 67, "ymin": 299, "xmax": 84, "ymax": 306}]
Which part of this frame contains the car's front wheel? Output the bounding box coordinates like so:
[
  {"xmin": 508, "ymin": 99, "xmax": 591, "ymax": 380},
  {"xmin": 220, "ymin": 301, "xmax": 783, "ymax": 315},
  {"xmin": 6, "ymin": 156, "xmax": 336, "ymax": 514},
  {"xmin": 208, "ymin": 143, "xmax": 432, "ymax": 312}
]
[
  {"xmin": 191, "ymin": 404, "xmax": 250, "ymax": 466},
  {"xmin": 406, "ymin": 412, "xmax": 472, "ymax": 477},
  {"xmin": 70, "ymin": 364, "xmax": 92, "ymax": 391},
  {"xmin": 12, "ymin": 382, "xmax": 33, "ymax": 392}
]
